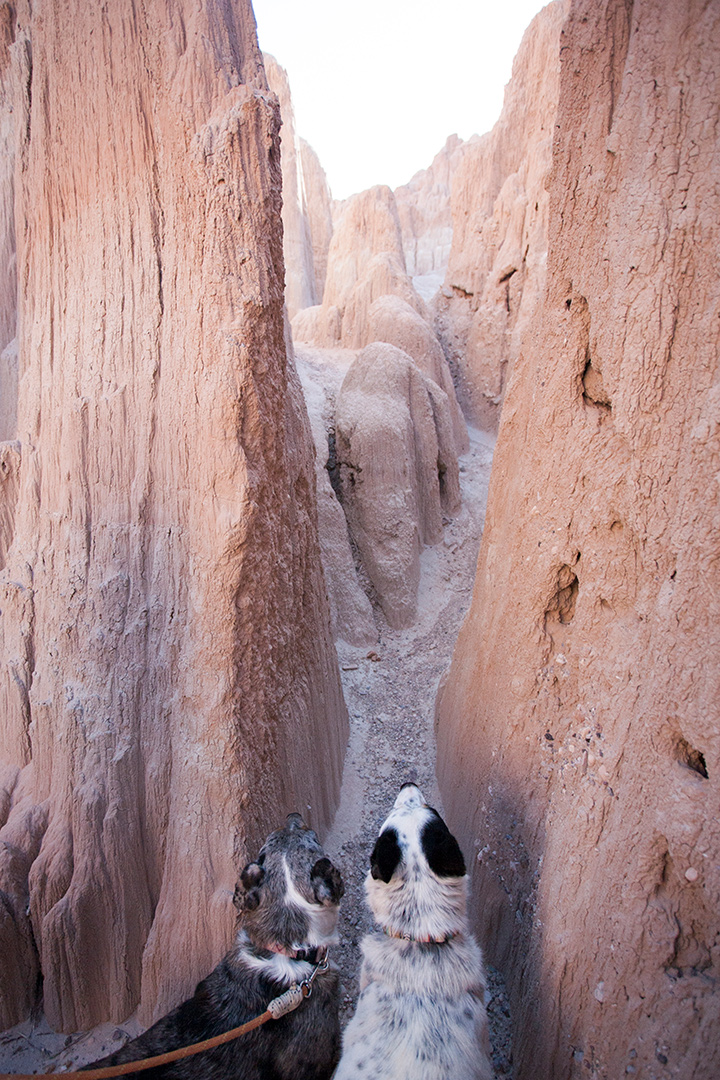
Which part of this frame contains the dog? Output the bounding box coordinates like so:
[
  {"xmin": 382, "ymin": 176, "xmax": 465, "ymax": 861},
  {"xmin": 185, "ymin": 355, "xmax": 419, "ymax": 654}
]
[
  {"xmin": 83, "ymin": 813, "xmax": 344, "ymax": 1079},
  {"xmin": 334, "ymin": 783, "xmax": 493, "ymax": 1080}
]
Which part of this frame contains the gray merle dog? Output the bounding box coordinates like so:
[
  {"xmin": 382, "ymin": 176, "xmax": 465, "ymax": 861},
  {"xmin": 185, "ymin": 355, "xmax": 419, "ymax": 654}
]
[
  {"xmin": 335, "ymin": 783, "xmax": 492, "ymax": 1080},
  {"xmin": 83, "ymin": 814, "xmax": 344, "ymax": 1079}
]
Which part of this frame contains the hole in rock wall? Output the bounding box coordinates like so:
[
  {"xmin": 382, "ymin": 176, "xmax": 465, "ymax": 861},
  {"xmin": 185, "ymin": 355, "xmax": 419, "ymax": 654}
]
[
  {"xmin": 437, "ymin": 458, "xmax": 448, "ymax": 503},
  {"xmin": 674, "ymin": 736, "xmax": 708, "ymax": 779},
  {"xmin": 582, "ymin": 354, "xmax": 612, "ymax": 410},
  {"xmin": 325, "ymin": 427, "xmax": 343, "ymax": 502},
  {"xmin": 545, "ymin": 562, "xmax": 580, "ymax": 629}
]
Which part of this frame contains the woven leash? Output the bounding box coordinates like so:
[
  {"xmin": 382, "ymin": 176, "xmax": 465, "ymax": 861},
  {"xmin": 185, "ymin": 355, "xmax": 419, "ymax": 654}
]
[{"xmin": 0, "ymin": 954, "xmax": 329, "ymax": 1080}]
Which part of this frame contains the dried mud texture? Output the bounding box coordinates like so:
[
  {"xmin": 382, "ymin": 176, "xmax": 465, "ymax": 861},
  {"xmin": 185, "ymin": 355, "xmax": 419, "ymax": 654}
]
[
  {"xmin": 336, "ymin": 343, "xmax": 461, "ymax": 630},
  {"xmin": 436, "ymin": 2, "xmax": 720, "ymax": 1079},
  {"xmin": 435, "ymin": 0, "xmax": 568, "ymax": 431},
  {"xmin": 0, "ymin": 0, "xmax": 346, "ymax": 1035}
]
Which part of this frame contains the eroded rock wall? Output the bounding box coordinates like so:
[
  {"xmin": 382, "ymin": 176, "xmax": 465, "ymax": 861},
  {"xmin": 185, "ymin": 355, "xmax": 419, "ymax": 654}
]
[
  {"xmin": 264, "ymin": 53, "xmax": 334, "ymax": 319},
  {"xmin": 299, "ymin": 137, "xmax": 334, "ymax": 304},
  {"xmin": 292, "ymin": 184, "xmax": 425, "ymax": 349},
  {"xmin": 0, "ymin": 0, "xmax": 347, "ymax": 1033},
  {"xmin": 0, "ymin": 2, "xmax": 21, "ymax": 441},
  {"xmin": 336, "ymin": 342, "xmax": 460, "ymax": 629},
  {"xmin": 394, "ymin": 133, "xmax": 473, "ymax": 293},
  {"xmin": 435, "ymin": 0, "xmax": 567, "ymax": 431},
  {"xmin": 436, "ymin": 2, "xmax": 720, "ymax": 1078}
]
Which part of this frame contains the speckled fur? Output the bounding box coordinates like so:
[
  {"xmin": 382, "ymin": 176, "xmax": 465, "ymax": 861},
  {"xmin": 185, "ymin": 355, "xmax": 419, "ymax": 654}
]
[
  {"xmin": 335, "ymin": 785, "xmax": 492, "ymax": 1080},
  {"xmin": 82, "ymin": 815, "xmax": 344, "ymax": 1080}
]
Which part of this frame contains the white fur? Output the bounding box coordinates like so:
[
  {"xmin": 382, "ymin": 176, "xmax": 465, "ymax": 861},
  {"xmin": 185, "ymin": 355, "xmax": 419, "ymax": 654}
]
[
  {"xmin": 335, "ymin": 786, "xmax": 493, "ymax": 1080},
  {"xmin": 282, "ymin": 857, "xmax": 340, "ymax": 947},
  {"xmin": 234, "ymin": 929, "xmax": 316, "ymax": 986}
]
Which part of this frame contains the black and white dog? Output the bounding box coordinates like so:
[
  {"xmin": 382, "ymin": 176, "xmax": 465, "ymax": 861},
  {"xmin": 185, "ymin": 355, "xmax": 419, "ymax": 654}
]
[
  {"xmin": 83, "ymin": 814, "xmax": 344, "ymax": 1079},
  {"xmin": 335, "ymin": 784, "xmax": 492, "ymax": 1080}
]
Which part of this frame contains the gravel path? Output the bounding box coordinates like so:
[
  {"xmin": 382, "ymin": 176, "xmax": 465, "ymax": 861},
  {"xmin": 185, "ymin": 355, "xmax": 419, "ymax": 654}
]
[
  {"xmin": 0, "ymin": 425, "xmax": 514, "ymax": 1077},
  {"xmin": 323, "ymin": 424, "xmax": 514, "ymax": 1077}
]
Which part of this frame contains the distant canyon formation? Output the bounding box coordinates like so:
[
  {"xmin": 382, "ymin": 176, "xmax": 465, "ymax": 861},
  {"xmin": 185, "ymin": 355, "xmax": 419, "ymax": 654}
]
[
  {"xmin": 0, "ymin": 2, "xmax": 717, "ymax": 1080},
  {"xmin": 277, "ymin": 1, "xmax": 565, "ymax": 636}
]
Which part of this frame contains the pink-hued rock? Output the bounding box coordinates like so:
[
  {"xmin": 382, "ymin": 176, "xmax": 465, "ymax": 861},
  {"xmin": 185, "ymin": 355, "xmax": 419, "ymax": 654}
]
[
  {"xmin": 0, "ymin": 8, "xmax": 23, "ymax": 442},
  {"xmin": 367, "ymin": 295, "xmax": 468, "ymax": 454},
  {"xmin": 435, "ymin": 0, "xmax": 568, "ymax": 431},
  {"xmin": 436, "ymin": 2, "xmax": 720, "ymax": 1078},
  {"xmin": 263, "ymin": 54, "xmax": 333, "ymax": 320},
  {"xmin": 394, "ymin": 133, "xmax": 474, "ymax": 282},
  {"xmin": 0, "ymin": 438, "xmax": 20, "ymax": 569},
  {"xmin": 290, "ymin": 183, "xmax": 467, "ymax": 465},
  {"xmin": 336, "ymin": 342, "xmax": 460, "ymax": 629},
  {"xmin": 299, "ymin": 137, "xmax": 334, "ymax": 303},
  {"xmin": 0, "ymin": 0, "xmax": 347, "ymax": 1035},
  {"xmin": 293, "ymin": 342, "xmax": 378, "ymax": 647},
  {"xmin": 292, "ymin": 185, "xmax": 426, "ymax": 349},
  {"xmin": 0, "ymin": 5, "xmax": 16, "ymax": 365}
]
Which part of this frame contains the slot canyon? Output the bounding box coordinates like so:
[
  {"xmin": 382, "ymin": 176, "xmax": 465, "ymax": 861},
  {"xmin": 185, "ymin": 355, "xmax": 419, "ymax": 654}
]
[{"xmin": 0, "ymin": 1, "xmax": 718, "ymax": 1079}]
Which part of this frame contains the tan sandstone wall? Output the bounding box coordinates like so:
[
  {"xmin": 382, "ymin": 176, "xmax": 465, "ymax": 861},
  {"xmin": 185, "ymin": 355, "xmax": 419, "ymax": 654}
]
[
  {"xmin": 436, "ymin": 1, "xmax": 720, "ymax": 1078},
  {"xmin": 0, "ymin": 0, "xmax": 347, "ymax": 1034}
]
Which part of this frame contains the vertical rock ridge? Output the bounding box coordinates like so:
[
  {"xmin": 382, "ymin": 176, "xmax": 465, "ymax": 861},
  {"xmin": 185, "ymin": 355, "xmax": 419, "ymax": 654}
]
[
  {"xmin": 0, "ymin": 0, "xmax": 346, "ymax": 1034},
  {"xmin": 436, "ymin": 0, "xmax": 568, "ymax": 431},
  {"xmin": 436, "ymin": 1, "xmax": 720, "ymax": 1078}
]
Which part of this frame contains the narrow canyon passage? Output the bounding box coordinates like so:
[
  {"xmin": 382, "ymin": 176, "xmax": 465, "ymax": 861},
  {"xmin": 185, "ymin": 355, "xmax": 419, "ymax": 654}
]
[
  {"xmin": 322, "ymin": 425, "xmax": 514, "ymax": 1072},
  {"xmin": 0, "ymin": 425, "xmax": 501, "ymax": 1075}
]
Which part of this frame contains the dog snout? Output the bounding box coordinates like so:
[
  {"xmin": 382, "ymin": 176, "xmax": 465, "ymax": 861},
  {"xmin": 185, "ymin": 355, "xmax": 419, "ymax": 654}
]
[{"xmin": 393, "ymin": 783, "xmax": 425, "ymax": 810}]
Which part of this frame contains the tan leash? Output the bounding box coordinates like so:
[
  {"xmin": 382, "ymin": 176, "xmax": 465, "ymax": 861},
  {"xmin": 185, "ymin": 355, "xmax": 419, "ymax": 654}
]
[{"xmin": 0, "ymin": 955, "xmax": 328, "ymax": 1079}]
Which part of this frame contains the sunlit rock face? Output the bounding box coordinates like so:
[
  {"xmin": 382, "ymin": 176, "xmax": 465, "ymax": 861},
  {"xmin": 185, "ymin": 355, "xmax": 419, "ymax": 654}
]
[
  {"xmin": 436, "ymin": 0, "xmax": 568, "ymax": 432},
  {"xmin": 0, "ymin": 0, "xmax": 347, "ymax": 1033},
  {"xmin": 299, "ymin": 137, "xmax": 334, "ymax": 304},
  {"xmin": 436, "ymin": 1, "xmax": 720, "ymax": 1078},
  {"xmin": 367, "ymin": 294, "xmax": 468, "ymax": 455}
]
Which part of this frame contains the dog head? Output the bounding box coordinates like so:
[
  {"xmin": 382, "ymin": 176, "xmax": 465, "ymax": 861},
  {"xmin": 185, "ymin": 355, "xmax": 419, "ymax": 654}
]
[
  {"xmin": 234, "ymin": 814, "xmax": 344, "ymax": 953},
  {"xmin": 365, "ymin": 783, "xmax": 468, "ymax": 941}
]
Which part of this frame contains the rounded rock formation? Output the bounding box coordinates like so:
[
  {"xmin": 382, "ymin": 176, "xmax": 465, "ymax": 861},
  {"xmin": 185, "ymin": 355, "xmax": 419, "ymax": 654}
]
[{"xmin": 336, "ymin": 342, "xmax": 460, "ymax": 629}]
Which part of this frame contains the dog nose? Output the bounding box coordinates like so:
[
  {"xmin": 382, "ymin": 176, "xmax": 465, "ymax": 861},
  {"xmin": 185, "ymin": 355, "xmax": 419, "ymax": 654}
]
[{"xmin": 393, "ymin": 783, "xmax": 424, "ymax": 809}]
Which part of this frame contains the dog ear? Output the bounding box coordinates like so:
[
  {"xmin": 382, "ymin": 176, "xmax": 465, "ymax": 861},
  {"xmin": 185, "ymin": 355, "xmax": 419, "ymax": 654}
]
[
  {"xmin": 370, "ymin": 828, "xmax": 403, "ymax": 883},
  {"xmin": 311, "ymin": 857, "xmax": 345, "ymax": 906},
  {"xmin": 421, "ymin": 813, "xmax": 466, "ymax": 878},
  {"xmin": 236, "ymin": 861, "xmax": 266, "ymax": 911}
]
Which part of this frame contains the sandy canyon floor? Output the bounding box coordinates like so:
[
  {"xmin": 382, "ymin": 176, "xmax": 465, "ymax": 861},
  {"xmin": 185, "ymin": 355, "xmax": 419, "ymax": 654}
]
[{"xmin": 0, "ymin": 424, "xmax": 513, "ymax": 1077}]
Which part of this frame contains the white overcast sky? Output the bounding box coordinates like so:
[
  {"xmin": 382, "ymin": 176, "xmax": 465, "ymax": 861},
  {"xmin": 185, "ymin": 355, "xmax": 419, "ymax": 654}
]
[{"xmin": 251, "ymin": 0, "xmax": 551, "ymax": 200}]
